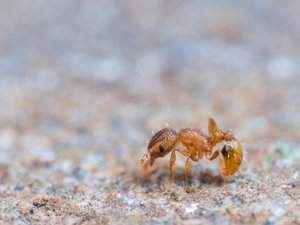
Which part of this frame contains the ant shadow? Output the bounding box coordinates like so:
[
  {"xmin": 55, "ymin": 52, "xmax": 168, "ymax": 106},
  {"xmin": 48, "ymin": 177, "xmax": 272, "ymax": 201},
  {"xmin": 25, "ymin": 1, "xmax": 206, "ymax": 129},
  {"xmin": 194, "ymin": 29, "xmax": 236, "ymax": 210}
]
[
  {"xmin": 197, "ymin": 170, "xmax": 225, "ymax": 186},
  {"xmin": 129, "ymin": 164, "xmax": 225, "ymax": 190}
]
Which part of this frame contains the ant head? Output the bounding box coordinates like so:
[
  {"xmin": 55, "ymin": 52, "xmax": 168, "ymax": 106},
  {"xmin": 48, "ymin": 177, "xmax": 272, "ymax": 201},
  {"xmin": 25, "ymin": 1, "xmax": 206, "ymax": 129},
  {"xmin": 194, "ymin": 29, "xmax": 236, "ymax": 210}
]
[
  {"xmin": 208, "ymin": 118, "xmax": 235, "ymax": 145},
  {"xmin": 139, "ymin": 128, "xmax": 177, "ymax": 170}
]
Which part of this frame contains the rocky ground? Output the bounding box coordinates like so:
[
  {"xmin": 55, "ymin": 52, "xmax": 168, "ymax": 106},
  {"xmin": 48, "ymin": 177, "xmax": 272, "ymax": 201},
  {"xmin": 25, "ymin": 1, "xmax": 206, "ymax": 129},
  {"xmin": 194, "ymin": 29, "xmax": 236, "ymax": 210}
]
[{"xmin": 0, "ymin": 1, "xmax": 300, "ymax": 224}]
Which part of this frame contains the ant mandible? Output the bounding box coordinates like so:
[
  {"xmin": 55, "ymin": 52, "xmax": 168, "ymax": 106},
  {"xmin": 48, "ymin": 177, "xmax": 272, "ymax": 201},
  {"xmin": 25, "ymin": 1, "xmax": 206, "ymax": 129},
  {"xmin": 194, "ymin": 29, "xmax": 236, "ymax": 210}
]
[{"xmin": 139, "ymin": 118, "xmax": 243, "ymax": 191}]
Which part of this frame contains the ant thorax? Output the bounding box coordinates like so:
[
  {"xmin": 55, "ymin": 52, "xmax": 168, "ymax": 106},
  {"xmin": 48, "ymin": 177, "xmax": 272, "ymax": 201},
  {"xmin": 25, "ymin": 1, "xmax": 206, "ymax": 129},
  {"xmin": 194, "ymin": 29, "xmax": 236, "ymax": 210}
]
[{"xmin": 177, "ymin": 128, "xmax": 212, "ymax": 153}]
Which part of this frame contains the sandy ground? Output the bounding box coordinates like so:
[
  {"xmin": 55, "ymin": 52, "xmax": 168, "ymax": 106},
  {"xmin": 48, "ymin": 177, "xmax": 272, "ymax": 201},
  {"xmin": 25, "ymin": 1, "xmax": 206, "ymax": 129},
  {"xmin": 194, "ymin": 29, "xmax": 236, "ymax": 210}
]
[{"xmin": 0, "ymin": 1, "xmax": 300, "ymax": 224}]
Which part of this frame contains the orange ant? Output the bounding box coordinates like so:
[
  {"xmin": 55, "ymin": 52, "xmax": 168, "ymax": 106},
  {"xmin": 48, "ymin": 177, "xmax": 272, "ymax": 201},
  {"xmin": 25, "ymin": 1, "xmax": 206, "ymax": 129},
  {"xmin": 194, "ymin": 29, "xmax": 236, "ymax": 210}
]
[{"xmin": 139, "ymin": 118, "xmax": 243, "ymax": 191}]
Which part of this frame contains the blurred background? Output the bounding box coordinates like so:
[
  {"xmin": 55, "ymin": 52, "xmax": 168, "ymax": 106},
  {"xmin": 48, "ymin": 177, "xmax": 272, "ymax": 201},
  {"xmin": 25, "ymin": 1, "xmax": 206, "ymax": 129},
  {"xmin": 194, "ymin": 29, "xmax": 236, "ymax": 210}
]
[{"xmin": 0, "ymin": 1, "xmax": 299, "ymax": 224}]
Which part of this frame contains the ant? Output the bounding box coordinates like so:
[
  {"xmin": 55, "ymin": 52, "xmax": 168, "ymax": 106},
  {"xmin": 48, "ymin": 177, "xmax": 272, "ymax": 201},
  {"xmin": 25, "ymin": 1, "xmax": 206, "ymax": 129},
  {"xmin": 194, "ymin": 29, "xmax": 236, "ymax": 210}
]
[{"xmin": 139, "ymin": 118, "xmax": 243, "ymax": 191}]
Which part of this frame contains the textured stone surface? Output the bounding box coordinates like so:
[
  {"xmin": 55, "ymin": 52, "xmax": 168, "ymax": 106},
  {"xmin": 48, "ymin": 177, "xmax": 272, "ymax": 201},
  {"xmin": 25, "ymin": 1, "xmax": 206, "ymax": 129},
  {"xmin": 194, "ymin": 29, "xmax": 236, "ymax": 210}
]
[{"xmin": 0, "ymin": 1, "xmax": 300, "ymax": 224}]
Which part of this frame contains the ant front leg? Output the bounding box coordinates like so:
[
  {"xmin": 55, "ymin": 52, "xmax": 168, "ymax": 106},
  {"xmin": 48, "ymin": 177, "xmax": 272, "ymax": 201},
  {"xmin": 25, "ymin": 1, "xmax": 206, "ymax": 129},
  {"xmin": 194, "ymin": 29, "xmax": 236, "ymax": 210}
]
[
  {"xmin": 166, "ymin": 149, "xmax": 177, "ymax": 190},
  {"xmin": 205, "ymin": 150, "xmax": 219, "ymax": 161},
  {"xmin": 176, "ymin": 148, "xmax": 198, "ymax": 192},
  {"xmin": 167, "ymin": 148, "xmax": 190, "ymax": 190},
  {"xmin": 184, "ymin": 156, "xmax": 191, "ymax": 192}
]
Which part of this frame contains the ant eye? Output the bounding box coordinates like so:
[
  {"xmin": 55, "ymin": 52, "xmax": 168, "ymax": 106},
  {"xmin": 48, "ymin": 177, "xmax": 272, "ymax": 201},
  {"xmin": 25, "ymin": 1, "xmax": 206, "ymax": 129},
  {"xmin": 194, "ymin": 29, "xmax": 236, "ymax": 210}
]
[{"xmin": 159, "ymin": 145, "xmax": 165, "ymax": 152}]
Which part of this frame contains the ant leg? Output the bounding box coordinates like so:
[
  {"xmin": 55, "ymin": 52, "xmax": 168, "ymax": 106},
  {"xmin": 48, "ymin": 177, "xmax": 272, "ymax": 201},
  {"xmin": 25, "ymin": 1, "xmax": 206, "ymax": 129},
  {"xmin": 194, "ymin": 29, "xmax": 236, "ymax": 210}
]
[
  {"xmin": 171, "ymin": 148, "xmax": 200, "ymax": 191},
  {"xmin": 176, "ymin": 148, "xmax": 201, "ymax": 161},
  {"xmin": 175, "ymin": 148, "xmax": 198, "ymax": 192},
  {"xmin": 176, "ymin": 147, "xmax": 201, "ymax": 162},
  {"xmin": 184, "ymin": 156, "xmax": 191, "ymax": 192},
  {"xmin": 166, "ymin": 149, "xmax": 176, "ymax": 190},
  {"xmin": 205, "ymin": 151, "xmax": 219, "ymax": 161},
  {"xmin": 175, "ymin": 148, "xmax": 190, "ymax": 157},
  {"xmin": 197, "ymin": 150, "xmax": 203, "ymax": 160}
]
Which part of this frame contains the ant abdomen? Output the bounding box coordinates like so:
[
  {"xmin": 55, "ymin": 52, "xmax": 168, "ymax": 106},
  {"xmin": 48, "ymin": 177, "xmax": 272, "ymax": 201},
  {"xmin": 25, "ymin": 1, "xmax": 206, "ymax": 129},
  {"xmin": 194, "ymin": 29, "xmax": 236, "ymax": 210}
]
[{"xmin": 219, "ymin": 141, "xmax": 243, "ymax": 176}]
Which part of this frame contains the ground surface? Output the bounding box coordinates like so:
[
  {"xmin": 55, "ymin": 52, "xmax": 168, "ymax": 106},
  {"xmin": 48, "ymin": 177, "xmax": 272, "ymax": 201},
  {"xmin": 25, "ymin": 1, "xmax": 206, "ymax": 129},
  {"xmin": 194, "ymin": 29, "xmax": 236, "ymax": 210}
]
[{"xmin": 0, "ymin": 1, "xmax": 300, "ymax": 225}]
